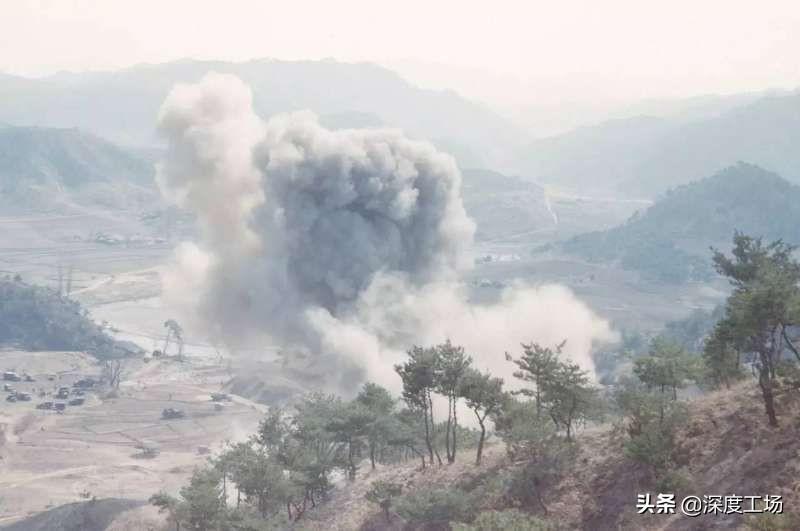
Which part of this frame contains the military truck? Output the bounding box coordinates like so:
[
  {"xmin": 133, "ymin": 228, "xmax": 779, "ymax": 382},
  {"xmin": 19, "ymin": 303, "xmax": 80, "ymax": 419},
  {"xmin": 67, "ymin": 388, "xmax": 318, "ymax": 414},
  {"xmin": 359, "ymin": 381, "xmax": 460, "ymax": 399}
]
[
  {"xmin": 36, "ymin": 401, "xmax": 54, "ymax": 410},
  {"xmin": 210, "ymin": 392, "xmax": 231, "ymax": 402},
  {"xmin": 68, "ymin": 397, "xmax": 85, "ymax": 406},
  {"xmin": 161, "ymin": 408, "xmax": 185, "ymax": 420},
  {"xmin": 3, "ymin": 372, "xmax": 21, "ymax": 382},
  {"xmin": 73, "ymin": 378, "xmax": 97, "ymax": 389}
]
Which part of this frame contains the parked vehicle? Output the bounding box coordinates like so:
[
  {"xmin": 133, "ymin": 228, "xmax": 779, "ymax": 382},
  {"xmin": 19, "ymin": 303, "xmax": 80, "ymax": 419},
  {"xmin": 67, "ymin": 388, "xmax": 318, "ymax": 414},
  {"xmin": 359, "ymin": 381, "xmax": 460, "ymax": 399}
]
[
  {"xmin": 161, "ymin": 408, "xmax": 185, "ymax": 420},
  {"xmin": 73, "ymin": 378, "xmax": 97, "ymax": 389},
  {"xmin": 210, "ymin": 392, "xmax": 231, "ymax": 402}
]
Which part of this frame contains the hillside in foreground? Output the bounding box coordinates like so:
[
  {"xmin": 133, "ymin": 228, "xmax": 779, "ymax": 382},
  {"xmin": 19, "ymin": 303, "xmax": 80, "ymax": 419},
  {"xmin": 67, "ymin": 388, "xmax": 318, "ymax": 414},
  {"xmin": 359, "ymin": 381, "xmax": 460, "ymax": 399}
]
[
  {"xmin": 57, "ymin": 379, "xmax": 796, "ymax": 531},
  {"xmin": 287, "ymin": 380, "xmax": 799, "ymax": 531},
  {"xmin": 557, "ymin": 163, "xmax": 800, "ymax": 283}
]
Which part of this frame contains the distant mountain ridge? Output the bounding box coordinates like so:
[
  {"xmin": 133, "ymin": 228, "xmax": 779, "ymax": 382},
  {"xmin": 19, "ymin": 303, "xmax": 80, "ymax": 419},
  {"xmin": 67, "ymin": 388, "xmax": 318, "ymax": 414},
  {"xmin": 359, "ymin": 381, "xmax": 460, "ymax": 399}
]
[
  {"xmin": 0, "ymin": 59, "xmax": 519, "ymax": 168},
  {"xmin": 515, "ymin": 91, "xmax": 800, "ymax": 197},
  {"xmin": 557, "ymin": 163, "xmax": 800, "ymax": 282}
]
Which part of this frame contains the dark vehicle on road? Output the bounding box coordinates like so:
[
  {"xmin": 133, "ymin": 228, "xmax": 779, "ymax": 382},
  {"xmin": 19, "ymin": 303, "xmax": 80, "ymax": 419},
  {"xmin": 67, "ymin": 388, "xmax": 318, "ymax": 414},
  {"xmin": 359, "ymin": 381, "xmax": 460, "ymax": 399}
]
[
  {"xmin": 161, "ymin": 408, "xmax": 185, "ymax": 420},
  {"xmin": 73, "ymin": 378, "xmax": 97, "ymax": 389}
]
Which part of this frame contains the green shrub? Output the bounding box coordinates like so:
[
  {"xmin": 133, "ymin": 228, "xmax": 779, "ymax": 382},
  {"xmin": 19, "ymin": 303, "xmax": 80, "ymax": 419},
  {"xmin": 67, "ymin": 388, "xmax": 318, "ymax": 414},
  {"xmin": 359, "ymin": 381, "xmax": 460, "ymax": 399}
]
[
  {"xmin": 395, "ymin": 485, "xmax": 476, "ymax": 526},
  {"xmin": 744, "ymin": 512, "xmax": 800, "ymax": 531},
  {"xmin": 452, "ymin": 509, "xmax": 554, "ymax": 531},
  {"xmin": 365, "ymin": 480, "xmax": 402, "ymax": 523},
  {"xmin": 0, "ymin": 279, "xmax": 118, "ymax": 356},
  {"xmin": 654, "ymin": 469, "xmax": 691, "ymax": 493},
  {"xmin": 506, "ymin": 438, "xmax": 576, "ymax": 513}
]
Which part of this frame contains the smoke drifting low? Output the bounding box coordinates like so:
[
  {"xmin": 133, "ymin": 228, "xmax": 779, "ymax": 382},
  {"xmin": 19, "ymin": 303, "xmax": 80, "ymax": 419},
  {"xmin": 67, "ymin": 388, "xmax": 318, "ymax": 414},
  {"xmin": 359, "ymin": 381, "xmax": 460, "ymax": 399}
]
[{"xmin": 157, "ymin": 73, "xmax": 615, "ymax": 392}]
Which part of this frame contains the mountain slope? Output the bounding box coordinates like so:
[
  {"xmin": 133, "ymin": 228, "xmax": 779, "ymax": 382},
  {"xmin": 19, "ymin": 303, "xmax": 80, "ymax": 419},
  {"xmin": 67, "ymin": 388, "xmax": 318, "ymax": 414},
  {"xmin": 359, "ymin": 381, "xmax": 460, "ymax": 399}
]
[
  {"xmin": 291, "ymin": 380, "xmax": 800, "ymax": 530},
  {"xmin": 623, "ymin": 92, "xmax": 800, "ymax": 195},
  {"xmin": 515, "ymin": 91, "xmax": 800, "ymax": 196},
  {"xmin": 0, "ymin": 59, "xmax": 519, "ymax": 168},
  {"xmin": 0, "ymin": 498, "xmax": 144, "ymax": 531},
  {"xmin": 515, "ymin": 116, "xmax": 676, "ymax": 193},
  {"xmin": 0, "ymin": 125, "xmax": 155, "ymax": 211},
  {"xmin": 558, "ymin": 163, "xmax": 800, "ymax": 282},
  {"xmin": 0, "ymin": 125, "xmax": 153, "ymax": 189},
  {"xmin": 460, "ymin": 168, "xmax": 555, "ymax": 241}
]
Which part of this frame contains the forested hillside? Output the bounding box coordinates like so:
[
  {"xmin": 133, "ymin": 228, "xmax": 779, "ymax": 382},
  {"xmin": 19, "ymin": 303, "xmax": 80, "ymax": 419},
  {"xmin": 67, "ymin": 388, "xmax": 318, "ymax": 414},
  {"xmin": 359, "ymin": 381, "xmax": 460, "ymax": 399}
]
[
  {"xmin": 138, "ymin": 233, "xmax": 800, "ymax": 530},
  {"xmin": 0, "ymin": 277, "xmax": 120, "ymax": 356},
  {"xmin": 558, "ymin": 163, "xmax": 800, "ymax": 282}
]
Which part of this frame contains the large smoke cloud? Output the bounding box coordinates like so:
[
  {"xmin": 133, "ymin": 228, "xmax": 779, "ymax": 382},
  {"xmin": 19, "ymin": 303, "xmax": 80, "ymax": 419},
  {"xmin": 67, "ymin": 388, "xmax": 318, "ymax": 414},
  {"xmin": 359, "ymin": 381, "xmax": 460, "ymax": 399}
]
[{"xmin": 157, "ymin": 73, "xmax": 616, "ymax": 392}]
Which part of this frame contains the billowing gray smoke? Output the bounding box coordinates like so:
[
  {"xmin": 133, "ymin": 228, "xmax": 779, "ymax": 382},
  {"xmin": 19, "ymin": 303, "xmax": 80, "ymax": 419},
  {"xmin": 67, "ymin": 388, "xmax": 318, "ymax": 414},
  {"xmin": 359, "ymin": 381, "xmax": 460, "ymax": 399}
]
[{"xmin": 157, "ymin": 73, "xmax": 616, "ymax": 392}]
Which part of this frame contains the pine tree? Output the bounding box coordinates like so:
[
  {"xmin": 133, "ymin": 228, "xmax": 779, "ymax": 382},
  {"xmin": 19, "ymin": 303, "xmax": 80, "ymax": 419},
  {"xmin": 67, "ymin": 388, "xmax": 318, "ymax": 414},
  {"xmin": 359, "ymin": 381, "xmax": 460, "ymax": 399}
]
[
  {"xmin": 711, "ymin": 233, "xmax": 800, "ymax": 426},
  {"xmin": 459, "ymin": 368, "xmax": 505, "ymax": 464}
]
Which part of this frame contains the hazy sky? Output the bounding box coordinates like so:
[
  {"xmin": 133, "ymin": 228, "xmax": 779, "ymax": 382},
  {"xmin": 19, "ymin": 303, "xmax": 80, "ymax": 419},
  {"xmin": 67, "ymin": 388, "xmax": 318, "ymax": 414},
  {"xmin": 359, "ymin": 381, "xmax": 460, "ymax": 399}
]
[{"xmin": 2, "ymin": 0, "xmax": 799, "ymax": 106}]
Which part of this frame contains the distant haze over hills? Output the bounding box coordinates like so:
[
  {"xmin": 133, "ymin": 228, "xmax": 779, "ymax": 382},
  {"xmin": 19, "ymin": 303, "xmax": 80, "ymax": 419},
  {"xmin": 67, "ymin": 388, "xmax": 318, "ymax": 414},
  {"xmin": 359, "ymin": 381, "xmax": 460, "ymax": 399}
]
[
  {"xmin": 499, "ymin": 89, "xmax": 773, "ymax": 138},
  {"xmin": 557, "ymin": 163, "xmax": 800, "ymax": 283},
  {"xmin": 0, "ymin": 59, "xmax": 519, "ymax": 169},
  {"xmin": 460, "ymin": 168, "xmax": 555, "ymax": 241},
  {"xmin": 0, "ymin": 125, "xmax": 154, "ymax": 210},
  {"xmin": 2, "ymin": 59, "xmax": 799, "ymax": 207},
  {"xmin": 515, "ymin": 91, "xmax": 800, "ymax": 197}
]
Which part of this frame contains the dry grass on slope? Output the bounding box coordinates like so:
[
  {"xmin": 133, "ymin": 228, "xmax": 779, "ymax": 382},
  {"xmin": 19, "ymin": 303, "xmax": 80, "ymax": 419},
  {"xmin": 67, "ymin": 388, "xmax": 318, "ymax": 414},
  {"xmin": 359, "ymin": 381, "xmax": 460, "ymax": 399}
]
[
  {"xmin": 570, "ymin": 381, "xmax": 800, "ymax": 531},
  {"xmin": 296, "ymin": 381, "xmax": 800, "ymax": 531},
  {"xmin": 297, "ymin": 444, "xmax": 508, "ymax": 531},
  {"xmin": 661, "ymin": 381, "xmax": 800, "ymax": 530}
]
